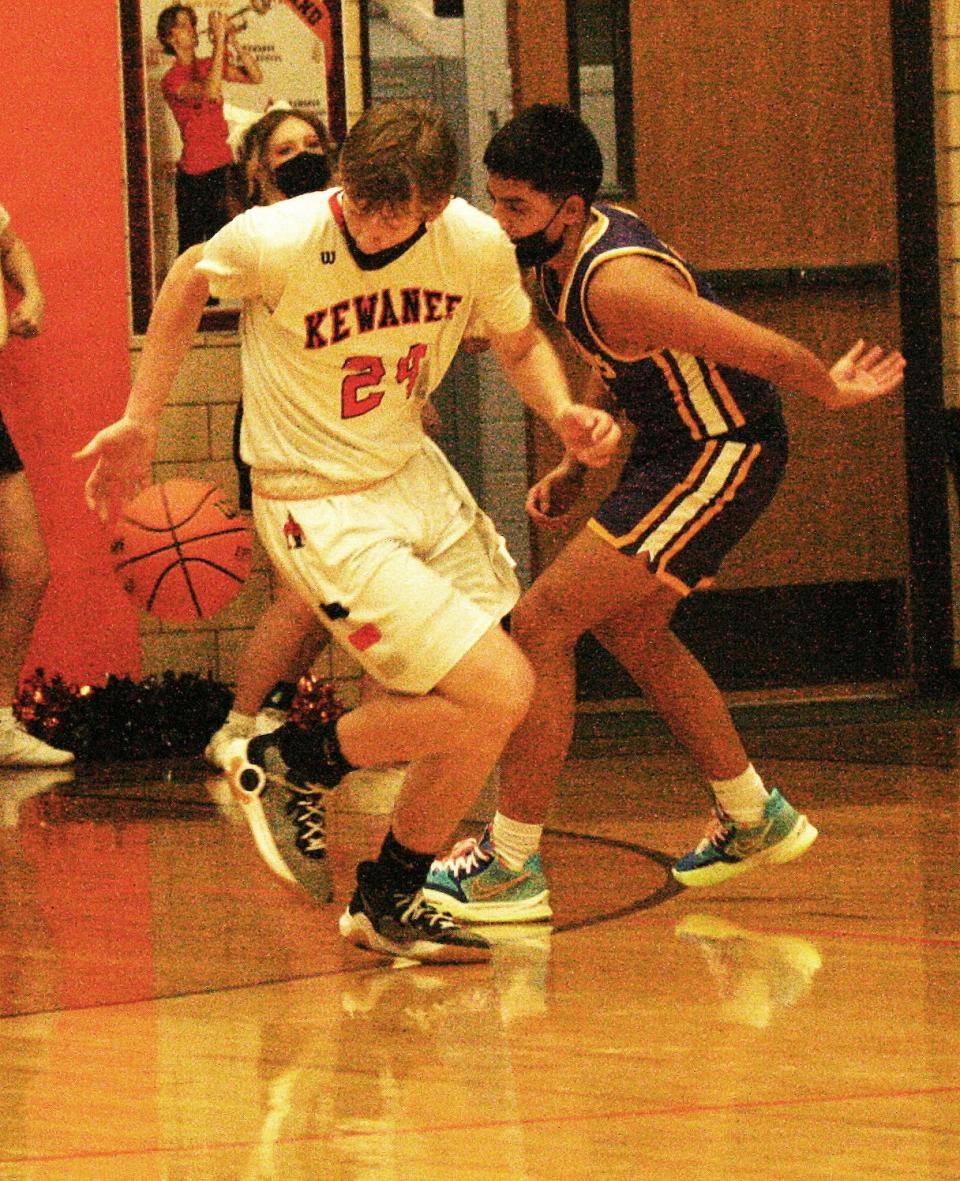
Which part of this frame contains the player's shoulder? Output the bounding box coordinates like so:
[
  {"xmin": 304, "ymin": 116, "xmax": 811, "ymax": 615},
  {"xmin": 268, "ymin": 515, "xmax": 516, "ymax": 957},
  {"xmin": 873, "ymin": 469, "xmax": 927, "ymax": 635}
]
[
  {"xmin": 436, "ymin": 197, "xmax": 507, "ymax": 242},
  {"xmin": 240, "ymin": 191, "xmax": 334, "ymax": 244},
  {"xmin": 432, "ymin": 198, "xmax": 516, "ymax": 273}
]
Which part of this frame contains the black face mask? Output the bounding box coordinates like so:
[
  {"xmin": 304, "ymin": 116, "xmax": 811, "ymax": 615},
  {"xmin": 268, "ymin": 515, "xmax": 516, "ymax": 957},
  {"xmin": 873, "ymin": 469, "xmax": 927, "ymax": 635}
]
[
  {"xmin": 272, "ymin": 151, "xmax": 331, "ymax": 199},
  {"xmin": 512, "ymin": 200, "xmax": 566, "ymax": 268}
]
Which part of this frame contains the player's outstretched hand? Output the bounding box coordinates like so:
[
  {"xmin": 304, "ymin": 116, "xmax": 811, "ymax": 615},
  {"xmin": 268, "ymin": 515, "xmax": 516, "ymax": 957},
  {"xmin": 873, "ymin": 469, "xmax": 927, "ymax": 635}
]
[
  {"xmin": 73, "ymin": 417, "xmax": 158, "ymax": 523},
  {"xmin": 556, "ymin": 405, "xmax": 621, "ymax": 467},
  {"xmin": 826, "ymin": 340, "xmax": 906, "ymax": 410},
  {"xmin": 526, "ymin": 461, "xmax": 586, "ymax": 528}
]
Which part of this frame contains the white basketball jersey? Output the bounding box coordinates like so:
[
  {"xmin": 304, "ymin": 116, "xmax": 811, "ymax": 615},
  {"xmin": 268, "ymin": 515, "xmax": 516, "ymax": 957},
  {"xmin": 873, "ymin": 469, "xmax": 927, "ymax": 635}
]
[{"xmin": 199, "ymin": 190, "xmax": 531, "ymax": 490}]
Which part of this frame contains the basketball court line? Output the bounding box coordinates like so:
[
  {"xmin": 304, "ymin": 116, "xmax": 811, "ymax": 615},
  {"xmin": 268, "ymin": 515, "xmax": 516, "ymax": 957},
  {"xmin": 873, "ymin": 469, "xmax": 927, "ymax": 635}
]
[{"xmin": 4, "ymin": 1082, "xmax": 959, "ymax": 1168}]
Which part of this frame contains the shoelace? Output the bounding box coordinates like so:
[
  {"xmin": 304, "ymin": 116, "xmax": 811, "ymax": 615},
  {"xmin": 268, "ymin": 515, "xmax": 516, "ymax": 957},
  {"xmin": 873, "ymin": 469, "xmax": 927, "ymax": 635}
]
[
  {"xmin": 286, "ymin": 784, "xmax": 327, "ymax": 856},
  {"xmin": 397, "ymin": 890, "xmax": 459, "ymax": 931},
  {"xmin": 698, "ymin": 810, "xmax": 734, "ymax": 853},
  {"xmin": 443, "ymin": 834, "xmax": 493, "ymax": 875}
]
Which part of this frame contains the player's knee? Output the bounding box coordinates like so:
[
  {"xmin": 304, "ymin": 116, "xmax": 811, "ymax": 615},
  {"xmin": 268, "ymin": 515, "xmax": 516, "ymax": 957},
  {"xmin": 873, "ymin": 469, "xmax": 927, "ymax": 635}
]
[
  {"xmin": 468, "ymin": 643, "xmax": 534, "ymax": 737},
  {"xmin": 510, "ymin": 587, "xmax": 580, "ymax": 654}
]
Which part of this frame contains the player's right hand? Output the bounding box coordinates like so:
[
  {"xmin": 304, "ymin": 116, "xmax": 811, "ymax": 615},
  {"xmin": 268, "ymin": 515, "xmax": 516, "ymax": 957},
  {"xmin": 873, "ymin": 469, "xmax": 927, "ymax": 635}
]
[
  {"xmin": 73, "ymin": 417, "xmax": 158, "ymax": 523},
  {"xmin": 526, "ymin": 461, "xmax": 586, "ymax": 528},
  {"xmin": 556, "ymin": 404, "xmax": 621, "ymax": 467}
]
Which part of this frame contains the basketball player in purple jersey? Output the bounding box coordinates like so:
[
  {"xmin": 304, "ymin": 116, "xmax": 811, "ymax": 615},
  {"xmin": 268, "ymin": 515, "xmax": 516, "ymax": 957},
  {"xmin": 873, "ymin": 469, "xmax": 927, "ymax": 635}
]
[{"xmin": 425, "ymin": 104, "xmax": 905, "ymax": 920}]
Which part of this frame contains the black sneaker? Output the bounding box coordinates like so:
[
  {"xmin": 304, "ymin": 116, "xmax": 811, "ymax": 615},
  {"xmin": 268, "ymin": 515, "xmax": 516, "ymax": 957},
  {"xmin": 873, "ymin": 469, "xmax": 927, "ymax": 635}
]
[
  {"xmin": 226, "ymin": 736, "xmax": 333, "ymax": 903},
  {"xmin": 339, "ymin": 861, "xmax": 492, "ymax": 964},
  {"xmin": 247, "ymin": 720, "xmax": 352, "ymax": 790}
]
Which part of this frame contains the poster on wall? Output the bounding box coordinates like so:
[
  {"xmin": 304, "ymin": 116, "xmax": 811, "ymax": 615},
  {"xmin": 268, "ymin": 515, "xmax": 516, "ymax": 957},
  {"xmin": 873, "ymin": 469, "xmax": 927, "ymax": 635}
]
[{"xmin": 120, "ymin": 0, "xmax": 350, "ymax": 333}]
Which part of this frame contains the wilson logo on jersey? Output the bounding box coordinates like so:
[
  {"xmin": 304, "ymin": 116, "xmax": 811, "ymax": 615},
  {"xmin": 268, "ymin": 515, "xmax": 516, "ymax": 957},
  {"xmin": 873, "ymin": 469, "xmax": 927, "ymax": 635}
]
[{"xmin": 303, "ymin": 287, "xmax": 464, "ymax": 349}]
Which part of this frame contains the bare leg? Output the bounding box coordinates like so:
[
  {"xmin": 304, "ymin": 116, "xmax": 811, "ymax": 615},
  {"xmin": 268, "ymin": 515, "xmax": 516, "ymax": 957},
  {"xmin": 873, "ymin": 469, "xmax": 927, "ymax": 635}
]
[
  {"xmin": 593, "ymin": 595, "xmax": 748, "ymax": 781},
  {"xmin": 0, "ymin": 472, "xmax": 49, "ymax": 705},
  {"xmin": 337, "ymin": 622, "xmax": 535, "ymax": 853},
  {"xmin": 498, "ymin": 526, "xmax": 747, "ymax": 826},
  {"xmin": 232, "ymin": 584, "xmax": 329, "ymax": 716}
]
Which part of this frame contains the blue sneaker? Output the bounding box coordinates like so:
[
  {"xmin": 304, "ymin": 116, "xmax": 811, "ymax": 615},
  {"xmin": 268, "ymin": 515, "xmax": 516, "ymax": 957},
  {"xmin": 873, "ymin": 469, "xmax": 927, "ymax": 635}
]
[
  {"xmin": 672, "ymin": 789, "xmax": 818, "ymax": 887},
  {"xmin": 423, "ymin": 826, "xmax": 552, "ymax": 923}
]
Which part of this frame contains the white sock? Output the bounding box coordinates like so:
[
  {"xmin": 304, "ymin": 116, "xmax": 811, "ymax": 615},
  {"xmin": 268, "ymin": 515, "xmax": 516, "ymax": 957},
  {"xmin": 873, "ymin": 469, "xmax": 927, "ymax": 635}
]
[
  {"xmin": 225, "ymin": 709, "xmax": 255, "ymax": 734},
  {"xmin": 0, "ymin": 707, "xmax": 15, "ymax": 729},
  {"xmin": 710, "ymin": 764, "xmax": 770, "ymax": 826},
  {"xmin": 491, "ymin": 811, "xmax": 543, "ymax": 871}
]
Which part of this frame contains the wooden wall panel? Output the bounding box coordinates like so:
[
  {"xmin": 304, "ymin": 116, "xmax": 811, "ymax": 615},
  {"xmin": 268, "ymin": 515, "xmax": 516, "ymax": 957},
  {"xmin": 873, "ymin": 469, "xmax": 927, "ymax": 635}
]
[
  {"xmin": 517, "ymin": 0, "xmax": 907, "ymax": 598},
  {"xmin": 507, "ymin": 0, "xmax": 570, "ymax": 107},
  {"xmin": 627, "ymin": 0, "xmax": 898, "ymax": 269}
]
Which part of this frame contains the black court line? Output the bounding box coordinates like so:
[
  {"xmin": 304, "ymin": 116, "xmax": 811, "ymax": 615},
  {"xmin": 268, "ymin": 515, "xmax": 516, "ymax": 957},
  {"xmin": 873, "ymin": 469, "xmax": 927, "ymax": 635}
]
[{"xmin": 0, "ymin": 824, "xmax": 682, "ymax": 1021}]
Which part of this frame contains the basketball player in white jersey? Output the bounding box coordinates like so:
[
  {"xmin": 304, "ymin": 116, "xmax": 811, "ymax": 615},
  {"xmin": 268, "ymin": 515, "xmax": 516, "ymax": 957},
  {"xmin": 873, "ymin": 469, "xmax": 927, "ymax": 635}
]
[{"xmin": 75, "ymin": 100, "xmax": 620, "ymax": 964}]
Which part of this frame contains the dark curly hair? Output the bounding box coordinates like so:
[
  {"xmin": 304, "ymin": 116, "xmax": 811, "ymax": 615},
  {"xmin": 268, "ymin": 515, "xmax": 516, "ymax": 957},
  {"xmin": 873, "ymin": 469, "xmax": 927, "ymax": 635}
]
[
  {"xmin": 483, "ymin": 103, "xmax": 603, "ymax": 207},
  {"xmin": 156, "ymin": 4, "xmax": 196, "ymax": 55}
]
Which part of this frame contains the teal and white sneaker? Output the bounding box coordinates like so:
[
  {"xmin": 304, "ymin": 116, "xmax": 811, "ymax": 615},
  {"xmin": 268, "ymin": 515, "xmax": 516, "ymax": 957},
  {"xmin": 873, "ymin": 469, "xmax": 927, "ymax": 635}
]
[
  {"xmin": 672, "ymin": 789, "xmax": 818, "ymax": 887},
  {"xmin": 423, "ymin": 826, "xmax": 552, "ymax": 923}
]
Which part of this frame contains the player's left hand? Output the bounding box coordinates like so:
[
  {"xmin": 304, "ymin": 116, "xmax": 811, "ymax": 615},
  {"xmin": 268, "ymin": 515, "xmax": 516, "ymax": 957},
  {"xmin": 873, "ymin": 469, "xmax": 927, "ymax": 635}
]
[
  {"xmin": 556, "ymin": 405, "xmax": 621, "ymax": 467},
  {"xmin": 73, "ymin": 417, "xmax": 158, "ymax": 523},
  {"xmin": 526, "ymin": 461, "xmax": 585, "ymax": 527},
  {"xmin": 826, "ymin": 340, "xmax": 906, "ymax": 409}
]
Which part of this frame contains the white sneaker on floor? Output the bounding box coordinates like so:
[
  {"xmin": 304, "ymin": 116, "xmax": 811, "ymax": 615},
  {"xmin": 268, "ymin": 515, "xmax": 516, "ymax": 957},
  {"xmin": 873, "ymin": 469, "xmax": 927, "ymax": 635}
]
[
  {"xmin": 1, "ymin": 767, "xmax": 75, "ymax": 827},
  {"xmin": 0, "ymin": 722, "xmax": 74, "ymax": 768}
]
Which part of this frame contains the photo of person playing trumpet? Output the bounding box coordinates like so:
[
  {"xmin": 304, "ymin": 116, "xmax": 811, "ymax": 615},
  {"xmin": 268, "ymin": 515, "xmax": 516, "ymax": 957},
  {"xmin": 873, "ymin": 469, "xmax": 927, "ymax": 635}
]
[{"xmin": 156, "ymin": 3, "xmax": 263, "ymax": 254}]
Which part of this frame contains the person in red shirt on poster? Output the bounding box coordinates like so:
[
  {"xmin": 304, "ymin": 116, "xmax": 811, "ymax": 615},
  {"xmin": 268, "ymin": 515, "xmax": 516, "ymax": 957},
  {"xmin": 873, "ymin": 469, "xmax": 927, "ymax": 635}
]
[{"xmin": 157, "ymin": 5, "xmax": 263, "ymax": 254}]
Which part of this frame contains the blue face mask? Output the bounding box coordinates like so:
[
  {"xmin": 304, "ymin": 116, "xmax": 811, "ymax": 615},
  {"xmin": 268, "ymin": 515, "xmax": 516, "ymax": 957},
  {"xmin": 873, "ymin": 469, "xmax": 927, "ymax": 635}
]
[
  {"xmin": 272, "ymin": 151, "xmax": 331, "ymax": 199},
  {"xmin": 512, "ymin": 200, "xmax": 567, "ymax": 268}
]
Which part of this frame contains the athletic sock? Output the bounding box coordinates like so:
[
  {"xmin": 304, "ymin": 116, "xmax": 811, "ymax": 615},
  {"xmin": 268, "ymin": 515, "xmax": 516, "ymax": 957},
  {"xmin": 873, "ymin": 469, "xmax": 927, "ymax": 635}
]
[
  {"xmin": 0, "ymin": 707, "xmax": 15, "ymax": 730},
  {"xmin": 276, "ymin": 715, "xmax": 355, "ymax": 788},
  {"xmin": 491, "ymin": 811, "xmax": 543, "ymax": 871},
  {"xmin": 375, "ymin": 828, "xmax": 435, "ymax": 894},
  {"xmin": 709, "ymin": 764, "xmax": 770, "ymax": 826}
]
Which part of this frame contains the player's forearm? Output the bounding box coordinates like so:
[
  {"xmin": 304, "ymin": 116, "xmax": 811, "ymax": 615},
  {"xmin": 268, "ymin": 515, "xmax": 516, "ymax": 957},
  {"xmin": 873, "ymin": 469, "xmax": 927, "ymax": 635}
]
[
  {"xmin": 127, "ymin": 253, "xmax": 209, "ymax": 425},
  {"xmin": 203, "ymin": 38, "xmax": 227, "ymax": 99},
  {"xmin": 234, "ymin": 48, "xmax": 263, "ymax": 83},
  {"xmin": 749, "ymin": 333, "xmax": 838, "ymax": 405},
  {"xmin": 493, "ymin": 324, "xmax": 575, "ymax": 432}
]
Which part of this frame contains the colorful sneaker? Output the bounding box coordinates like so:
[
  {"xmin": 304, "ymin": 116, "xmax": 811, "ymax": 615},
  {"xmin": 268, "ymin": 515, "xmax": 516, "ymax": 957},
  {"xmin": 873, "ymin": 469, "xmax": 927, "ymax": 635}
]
[
  {"xmin": 672, "ymin": 789, "xmax": 818, "ymax": 887},
  {"xmin": 0, "ymin": 721, "xmax": 74, "ymax": 768},
  {"xmin": 423, "ymin": 826, "xmax": 552, "ymax": 923},
  {"xmin": 226, "ymin": 736, "xmax": 333, "ymax": 903},
  {"xmin": 339, "ymin": 861, "xmax": 491, "ymax": 964}
]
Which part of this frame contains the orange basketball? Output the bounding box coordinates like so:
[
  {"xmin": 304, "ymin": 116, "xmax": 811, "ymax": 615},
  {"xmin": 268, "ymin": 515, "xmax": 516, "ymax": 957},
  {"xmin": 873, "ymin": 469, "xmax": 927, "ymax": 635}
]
[{"xmin": 111, "ymin": 479, "xmax": 252, "ymax": 621}]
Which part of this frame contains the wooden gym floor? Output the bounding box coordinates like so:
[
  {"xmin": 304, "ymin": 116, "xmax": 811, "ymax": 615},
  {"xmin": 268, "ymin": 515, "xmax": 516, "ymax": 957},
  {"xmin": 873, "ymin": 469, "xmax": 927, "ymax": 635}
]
[{"xmin": 1, "ymin": 690, "xmax": 958, "ymax": 1180}]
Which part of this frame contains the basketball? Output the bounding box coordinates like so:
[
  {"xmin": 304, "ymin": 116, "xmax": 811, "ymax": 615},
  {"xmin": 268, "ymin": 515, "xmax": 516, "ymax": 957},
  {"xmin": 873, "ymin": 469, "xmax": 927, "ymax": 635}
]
[{"xmin": 111, "ymin": 479, "xmax": 252, "ymax": 621}]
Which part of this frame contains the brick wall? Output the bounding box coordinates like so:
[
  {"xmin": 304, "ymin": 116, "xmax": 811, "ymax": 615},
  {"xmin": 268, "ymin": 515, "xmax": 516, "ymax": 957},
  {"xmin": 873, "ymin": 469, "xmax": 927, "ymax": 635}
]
[{"xmin": 131, "ymin": 332, "xmax": 367, "ymax": 707}]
